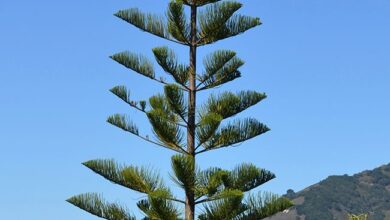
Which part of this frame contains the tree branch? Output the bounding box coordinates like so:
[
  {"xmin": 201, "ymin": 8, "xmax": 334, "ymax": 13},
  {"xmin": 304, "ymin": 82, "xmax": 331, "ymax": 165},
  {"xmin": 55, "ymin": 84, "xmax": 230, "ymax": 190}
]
[
  {"xmin": 136, "ymin": 133, "xmax": 189, "ymax": 155},
  {"xmin": 197, "ymin": 70, "xmax": 238, "ymax": 91}
]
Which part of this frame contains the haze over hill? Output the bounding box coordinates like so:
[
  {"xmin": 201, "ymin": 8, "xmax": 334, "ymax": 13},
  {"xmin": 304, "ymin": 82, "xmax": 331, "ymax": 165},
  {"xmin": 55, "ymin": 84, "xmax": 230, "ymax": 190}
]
[{"xmin": 265, "ymin": 163, "xmax": 390, "ymax": 220}]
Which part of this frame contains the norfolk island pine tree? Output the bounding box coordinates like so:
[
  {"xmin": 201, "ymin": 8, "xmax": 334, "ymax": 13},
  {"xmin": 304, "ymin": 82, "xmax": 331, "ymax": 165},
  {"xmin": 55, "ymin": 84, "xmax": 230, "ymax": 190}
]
[{"xmin": 67, "ymin": 0, "xmax": 293, "ymax": 219}]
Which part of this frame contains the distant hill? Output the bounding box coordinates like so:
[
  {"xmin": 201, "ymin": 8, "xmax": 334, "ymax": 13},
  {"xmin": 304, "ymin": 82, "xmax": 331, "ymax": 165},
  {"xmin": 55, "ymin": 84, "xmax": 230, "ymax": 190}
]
[{"xmin": 265, "ymin": 163, "xmax": 390, "ymax": 220}]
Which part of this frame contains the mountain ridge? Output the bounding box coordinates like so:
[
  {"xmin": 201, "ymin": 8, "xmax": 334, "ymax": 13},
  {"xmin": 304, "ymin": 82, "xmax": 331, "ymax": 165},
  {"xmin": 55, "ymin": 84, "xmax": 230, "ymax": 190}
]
[{"xmin": 266, "ymin": 163, "xmax": 390, "ymax": 220}]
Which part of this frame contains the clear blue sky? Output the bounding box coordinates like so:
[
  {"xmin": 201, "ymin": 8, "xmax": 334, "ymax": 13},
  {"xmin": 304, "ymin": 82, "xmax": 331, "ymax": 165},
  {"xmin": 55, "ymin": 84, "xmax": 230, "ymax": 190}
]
[{"xmin": 1, "ymin": 0, "xmax": 389, "ymax": 219}]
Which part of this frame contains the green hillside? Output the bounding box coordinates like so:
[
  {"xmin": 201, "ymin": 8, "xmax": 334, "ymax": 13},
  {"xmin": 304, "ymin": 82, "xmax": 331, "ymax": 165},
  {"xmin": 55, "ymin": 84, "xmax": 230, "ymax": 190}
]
[{"xmin": 267, "ymin": 163, "xmax": 390, "ymax": 220}]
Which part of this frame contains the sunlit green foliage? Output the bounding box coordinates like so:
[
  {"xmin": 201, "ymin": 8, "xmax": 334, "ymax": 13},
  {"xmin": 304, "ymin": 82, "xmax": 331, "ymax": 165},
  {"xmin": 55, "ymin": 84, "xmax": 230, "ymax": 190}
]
[{"xmin": 68, "ymin": 1, "xmax": 292, "ymax": 219}]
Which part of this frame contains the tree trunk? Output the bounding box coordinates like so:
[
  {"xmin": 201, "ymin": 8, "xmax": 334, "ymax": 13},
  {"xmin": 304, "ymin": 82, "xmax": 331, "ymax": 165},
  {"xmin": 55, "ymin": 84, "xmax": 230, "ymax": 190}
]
[{"xmin": 185, "ymin": 4, "xmax": 197, "ymax": 220}]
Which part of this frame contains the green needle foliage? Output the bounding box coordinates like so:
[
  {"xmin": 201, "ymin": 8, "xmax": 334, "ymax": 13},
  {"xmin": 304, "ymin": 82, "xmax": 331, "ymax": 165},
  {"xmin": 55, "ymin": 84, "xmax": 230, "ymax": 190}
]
[
  {"xmin": 152, "ymin": 47, "xmax": 189, "ymax": 86},
  {"xmin": 68, "ymin": 1, "xmax": 293, "ymax": 219},
  {"xmin": 111, "ymin": 52, "xmax": 155, "ymax": 79},
  {"xmin": 67, "ymin": 193, "xmax": 136, "ymax": 220}
]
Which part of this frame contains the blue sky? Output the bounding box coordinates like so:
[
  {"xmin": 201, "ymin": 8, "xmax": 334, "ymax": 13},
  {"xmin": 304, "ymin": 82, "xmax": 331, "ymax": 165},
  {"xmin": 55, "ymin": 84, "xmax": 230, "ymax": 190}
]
[{"xmin": 1, "ymin": 0, "xmax": 389, "ymax": 219}]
